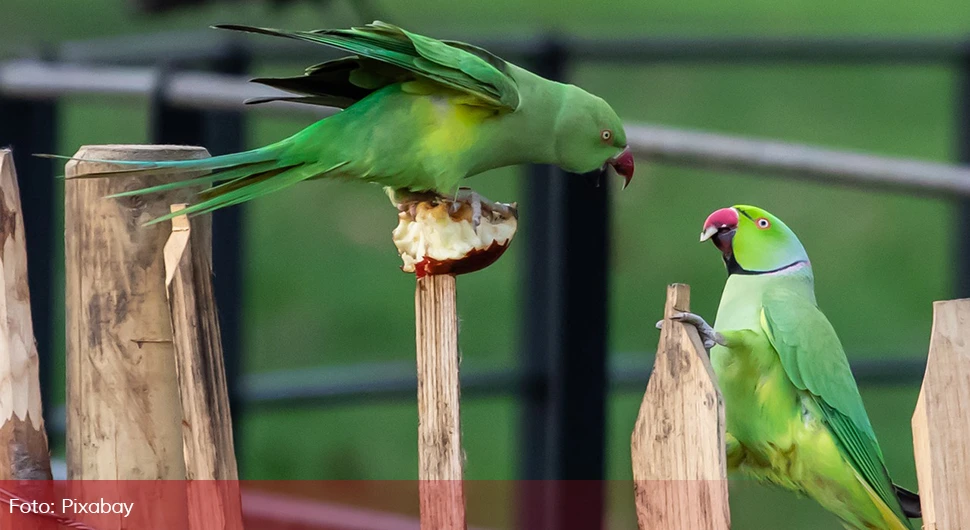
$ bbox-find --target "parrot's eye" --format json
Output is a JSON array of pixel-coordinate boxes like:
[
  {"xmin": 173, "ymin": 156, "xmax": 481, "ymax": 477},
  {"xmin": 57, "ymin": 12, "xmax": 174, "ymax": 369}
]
[
  {"xmin": 600, "ymin": 130, "xmax": 612, "ymax": 142},
  {"xmin": 756, "ymin": 218, "xmax": 770, "ymax": 229}
]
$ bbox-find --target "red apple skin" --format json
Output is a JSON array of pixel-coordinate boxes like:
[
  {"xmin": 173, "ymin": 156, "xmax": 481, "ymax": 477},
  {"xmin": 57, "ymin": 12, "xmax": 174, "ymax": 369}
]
[{"xmin": 410, "ymin": 240, "xmax": 512, "ymax": 278}]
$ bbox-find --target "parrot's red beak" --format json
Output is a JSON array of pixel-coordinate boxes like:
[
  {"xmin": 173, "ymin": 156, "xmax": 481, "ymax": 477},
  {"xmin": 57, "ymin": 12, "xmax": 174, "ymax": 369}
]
[
  {"xmin": 701, "ymin": 207, "xmax": 739, "ymax": 255},
  {"xmin": 607, "ymin": 147, "xmax": 634, "ymax": 189}
]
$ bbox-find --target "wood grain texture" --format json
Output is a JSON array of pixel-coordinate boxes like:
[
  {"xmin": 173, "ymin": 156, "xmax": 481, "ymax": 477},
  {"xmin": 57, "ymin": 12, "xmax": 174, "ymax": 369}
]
[
  {"xmin": 912, "ymin": 298, "xmax": 970, "ymax": 530},
  {"xmin": 0, "ymin": 150, "xmax": 51, "ymax": 481},
  {"xmin": 414, "ymin": 274, "xmax": 466, "ymax": 530},
  {"xmin": 65, "ymin": 144, "xmax": 208, "ymax": 482},
  {"xmin": 164, "ymin": 205, "xmax": 243, "ymax": 530},
  {"xmin": 631, "ymin": 284, "xmax": 730, "ymax": 530}
]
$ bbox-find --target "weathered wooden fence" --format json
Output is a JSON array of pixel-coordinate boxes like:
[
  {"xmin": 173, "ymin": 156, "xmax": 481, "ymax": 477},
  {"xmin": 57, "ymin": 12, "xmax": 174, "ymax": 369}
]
[
  {"xmin": 630, "ymin": 283, "xmax": 970, "ymax": 530},
  {"xmin": 0, "ymin": 141, "xmax": 967, "ymax": 529}
]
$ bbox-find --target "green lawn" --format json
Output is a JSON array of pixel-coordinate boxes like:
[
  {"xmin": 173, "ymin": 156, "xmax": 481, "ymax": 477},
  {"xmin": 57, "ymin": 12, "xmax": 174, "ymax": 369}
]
[{"xmin": 11, "ymin": 0, "xmax": 968, "ymax": 527}]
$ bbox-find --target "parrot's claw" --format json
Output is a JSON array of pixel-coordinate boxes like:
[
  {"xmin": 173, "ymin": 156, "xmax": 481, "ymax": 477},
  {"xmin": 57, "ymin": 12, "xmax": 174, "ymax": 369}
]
[
  {"xmin": 657, "ymin": 312, "xmax": 726, "ymax": 353},
  {"xmin": 454, "ymin": 187, "xmax": 503, "ymax": 233},
  {"xmin": 387, "ymin": 187, "xmax": 438, "ymax": 213}
]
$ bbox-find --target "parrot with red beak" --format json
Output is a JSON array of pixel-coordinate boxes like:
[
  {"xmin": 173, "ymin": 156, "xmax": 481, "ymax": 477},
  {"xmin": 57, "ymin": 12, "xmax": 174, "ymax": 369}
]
[
  {"xmin": 46, "ymin": 21, "xmax": 633, "ymax": 225},
  {"xmin": 660, "ymin": 205, "xmax": 920, "ymax": 529}
]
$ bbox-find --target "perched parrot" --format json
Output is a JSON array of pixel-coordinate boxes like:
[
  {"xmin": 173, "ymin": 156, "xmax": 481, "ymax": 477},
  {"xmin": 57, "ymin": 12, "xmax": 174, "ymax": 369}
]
[
  {"xmin": 48, "ymin": 22, "xmax": 634, "ymax": 225},
  {"xmin": 662, "ymin": 205, "xmax": 920, "ymax": 530}
]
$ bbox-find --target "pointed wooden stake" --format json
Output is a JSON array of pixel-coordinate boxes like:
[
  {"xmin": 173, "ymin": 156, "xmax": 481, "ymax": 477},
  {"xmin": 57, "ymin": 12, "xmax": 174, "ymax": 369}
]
[
  {"xmin": 631, "ymin": 284, "xmax": 730, "ymax": 530},
  {"xmin": 912, "ymin": 298, "xmax": 970, "ymax": 530},
  {"xmin": 0, "ymin": 150, "xmax": 51, "ymax": 482},
  {"xmin": 164, "ymin": 204, "xmax": 243, "ymax": 530}
]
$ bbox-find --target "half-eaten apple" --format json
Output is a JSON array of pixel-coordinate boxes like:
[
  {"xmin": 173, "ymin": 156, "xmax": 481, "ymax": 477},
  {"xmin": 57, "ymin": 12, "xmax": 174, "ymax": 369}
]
[{"xmin": 390, "ymin": 189, "xmax": 518, "ymax": 278}]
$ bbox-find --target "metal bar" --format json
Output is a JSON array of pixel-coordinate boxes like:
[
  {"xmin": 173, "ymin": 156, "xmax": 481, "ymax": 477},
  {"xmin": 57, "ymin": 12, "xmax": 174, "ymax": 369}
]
[
  {"xmin": 207, "ymin": 47, "xmax": 250, "ymax": 469},
  {"xmin": 0, "ymin": 60, "xmax": 157, "ymax": 98},
  {"xmin": 42, "ymin": 354, "xmax": 928, "ymax": 436},
  {"xmin": 543, "ymin": 166, "xmax": 609, "ymax": 528},
  {"xmin": 519, "ymin": 38, "xmax": 564, "ymax": 479},
  {"xmin": 236, "ymin": 355, "xmax": 931, "ymax": 407},
  {"xmin": 517, "ymin": 36, "xmax": 563, "ymax": 530},
  {"xmin": 148, "ymin": 50, "xmax": 250, "ymax": 463},
  {"xmin": 246, "ymin": 355, "xmax": 927, "ymax": 405},
  {"xmin": 610, "ymin": 353, "xmax": 928, "ymax": 391},
  {"xmin": 240, "ymin": 355, "xmax": 926, "ymax": 406},
  {"xmin": 0, "ymin": 94, "xmax": 58, "ymax": 448},
  {"xmin": 519, "ymin": 38, "xmax": 608, "ymax": 530},
  {"xmin": 956, "ymin": 54, "xmax": 970, "ymax": 298},
  {"xmin": 519, "ymin": 161, "xmax": 552, "ymax": 482},
  {"xmin": 244, "ymin": 362, "xmax": 522, "ymax": 409},
  {"xmin": 626, "ymin": 124, "xmax": 970, "ymax": 197},
  {"xmin": 53, "ymin": 30, "xmax": 970, "ymax": 65}
]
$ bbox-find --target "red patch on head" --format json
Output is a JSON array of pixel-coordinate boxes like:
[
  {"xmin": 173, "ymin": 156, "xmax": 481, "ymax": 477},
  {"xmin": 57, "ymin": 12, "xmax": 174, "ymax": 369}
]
[{"xmin": 703, "ymin": 207, "xmax": 740, "ymax": 232}]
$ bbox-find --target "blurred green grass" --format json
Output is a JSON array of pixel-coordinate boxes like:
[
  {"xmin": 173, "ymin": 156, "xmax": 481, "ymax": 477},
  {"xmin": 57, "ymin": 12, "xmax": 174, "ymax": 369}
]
[{"xmin": 13, "ymin": 0, "xmax": 965, "ymax": 528}]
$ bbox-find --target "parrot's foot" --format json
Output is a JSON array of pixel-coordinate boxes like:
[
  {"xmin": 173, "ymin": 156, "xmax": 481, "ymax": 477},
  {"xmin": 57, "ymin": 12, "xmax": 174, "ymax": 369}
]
[
  {"xmin": 387, "ymin": 186, "xmax": 515, "ymax": 233},
  {"xmin": 386, "ymin": 188, "xmax": 440, "ymax": 219},
  {"xmin": 453, "ymin": 187, "xmax": 514, "ymax": 232},
  {"xmin": 655, "ymin": 312, "xmax": 726, "ymax": 352}
]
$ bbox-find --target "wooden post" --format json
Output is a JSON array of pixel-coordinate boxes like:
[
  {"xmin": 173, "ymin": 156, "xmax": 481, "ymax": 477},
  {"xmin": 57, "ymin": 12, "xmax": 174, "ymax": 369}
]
[
  {"xmin": 415, "ymin": 274, "xmax": 465, "ymax": 530},
  {"xmin": 0, "ymin": 150, "xmax": 51, "ymax": 481},
  {"xmin": 631, "ymin": 284, "xmax": 730, "ymax": 530},
  {"xmin": 65, "ymin": 144, "xmax": 207, "ymax": 481},
  {"xmin": 0, "ymin": 150, "xmax": 54, "ymax": 530},
  {"xmin": 912, "ymin": 298, "xmax": 970, "ymax": 530},
  {"xmin": 65, "ymin": 145, "xmax": 207, "ymax": 528},
  {"xmin": 164, "ymin": 204, "xmax": 243, "ymax": 530}
]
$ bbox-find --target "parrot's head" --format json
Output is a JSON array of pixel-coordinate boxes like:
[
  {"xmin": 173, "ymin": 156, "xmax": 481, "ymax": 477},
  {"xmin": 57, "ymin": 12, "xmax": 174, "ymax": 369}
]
[
  {"xmin": 700, "ymin": 205, "xmax": 809, "ymax": 275},
  {"xmin": 553, "ymin": 87, "xmax": 633, "ymax": 188}
]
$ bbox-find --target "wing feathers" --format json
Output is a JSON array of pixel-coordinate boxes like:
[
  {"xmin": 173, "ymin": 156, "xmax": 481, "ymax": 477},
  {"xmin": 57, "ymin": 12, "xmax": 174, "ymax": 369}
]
[
  {"xmin": 215, "ymin": 22, "xmax": 519, "ymax": 110},
  {"xmin": 760, "ymin": 291, "xmax": 914, "ymax": 527}
]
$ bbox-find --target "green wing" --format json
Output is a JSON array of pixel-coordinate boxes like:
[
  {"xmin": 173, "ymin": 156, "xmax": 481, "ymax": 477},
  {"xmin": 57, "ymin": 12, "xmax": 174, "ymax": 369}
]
[
  {"xmin": 217, "ymin": 22, "xmax": 520, "ymax": 110},
  {"xmin": 759, "ymin": 289, "xmax": 910, "ymax": 524}
]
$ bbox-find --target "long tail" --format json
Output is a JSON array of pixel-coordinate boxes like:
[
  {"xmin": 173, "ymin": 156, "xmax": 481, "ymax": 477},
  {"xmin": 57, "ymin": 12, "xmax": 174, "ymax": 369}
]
[{"xmin": 38, "ymin": 140, "xmax": 343, "ymax": 225}]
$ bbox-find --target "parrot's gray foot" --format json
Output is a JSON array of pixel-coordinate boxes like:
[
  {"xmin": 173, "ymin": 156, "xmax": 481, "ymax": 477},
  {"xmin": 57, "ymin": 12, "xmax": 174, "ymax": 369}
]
[
  {"xmin": 387, "ymin": 187, "xmax": 440, "ymax": 218},
  {"xmin": 655, "ymin": 312, "xmax": 726, "ymax": 352},
  {"xmin": 453, "ymin": 188, "xmax": 481, "ymax": 229},
  {"xmin": 387, "ymin": 188, "xmax": 438, "ymax": 208},
  {"xmin": 454, "ymin": 187, "xmax": 514, "ymax": 232}
]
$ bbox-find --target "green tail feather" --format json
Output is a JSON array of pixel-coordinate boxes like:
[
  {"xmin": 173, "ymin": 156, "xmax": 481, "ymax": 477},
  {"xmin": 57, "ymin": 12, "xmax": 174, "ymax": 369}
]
[
  {"xmin": 105, "ymin": 160, "xmax": 281, "ymax": 198},
  {"xmin": 34, "ymin": 142, "xmax": 341, "ymax": 224},
  {"xmin": 35, "ymin": 145, "xmax": 283, "ymax": 180},
  {"xmin": 142, "ymin": 160, "xmax": 349, "ymax": 226}
]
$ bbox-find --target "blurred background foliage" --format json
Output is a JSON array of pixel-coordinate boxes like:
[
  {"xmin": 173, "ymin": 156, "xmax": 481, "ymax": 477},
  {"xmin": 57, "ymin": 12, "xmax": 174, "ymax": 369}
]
[{"xmin": 4, "ymin": 0, "xmax": 966, "ymax": 527}]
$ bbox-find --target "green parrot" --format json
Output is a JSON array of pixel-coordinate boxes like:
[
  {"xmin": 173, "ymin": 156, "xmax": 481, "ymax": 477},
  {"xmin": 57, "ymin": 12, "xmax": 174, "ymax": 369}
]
[
  {"xmin": 662, "ymin": 205, "xmax": 920, "ymax": 530},
  {"xmin": 50, "ymin": 22, "xmax": 633, "ymax": 225}
]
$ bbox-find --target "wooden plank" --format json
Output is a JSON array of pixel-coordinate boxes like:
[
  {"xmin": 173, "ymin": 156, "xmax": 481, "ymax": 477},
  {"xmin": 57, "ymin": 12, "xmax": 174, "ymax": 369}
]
[
  {"xmin": 912, "ymin": 298, "xmax": 970, "ymax": 530},
  {"xmin": 631, "ymin": 283, "xmax": 730, "ymax": 530},
  {"xmin": 163, "ymin": 204, "xmax": 243, "ymax": 530},
  {"xmin": 414, "ymin": 274, "xmax": 465, "ymax": 530},
  {"xmin": 0, "ymin": 149, "xmax": 51, "ymax": 482}
]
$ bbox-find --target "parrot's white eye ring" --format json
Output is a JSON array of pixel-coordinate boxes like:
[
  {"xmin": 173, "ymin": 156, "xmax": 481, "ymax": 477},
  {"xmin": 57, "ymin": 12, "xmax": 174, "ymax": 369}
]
[
  {"xmin": 601, "ymin": 130, "xmax": 612, "ymax": 142},
  {"xmin": 756, "ymin": 218, "xmax": 770, "ymax": 229}
]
